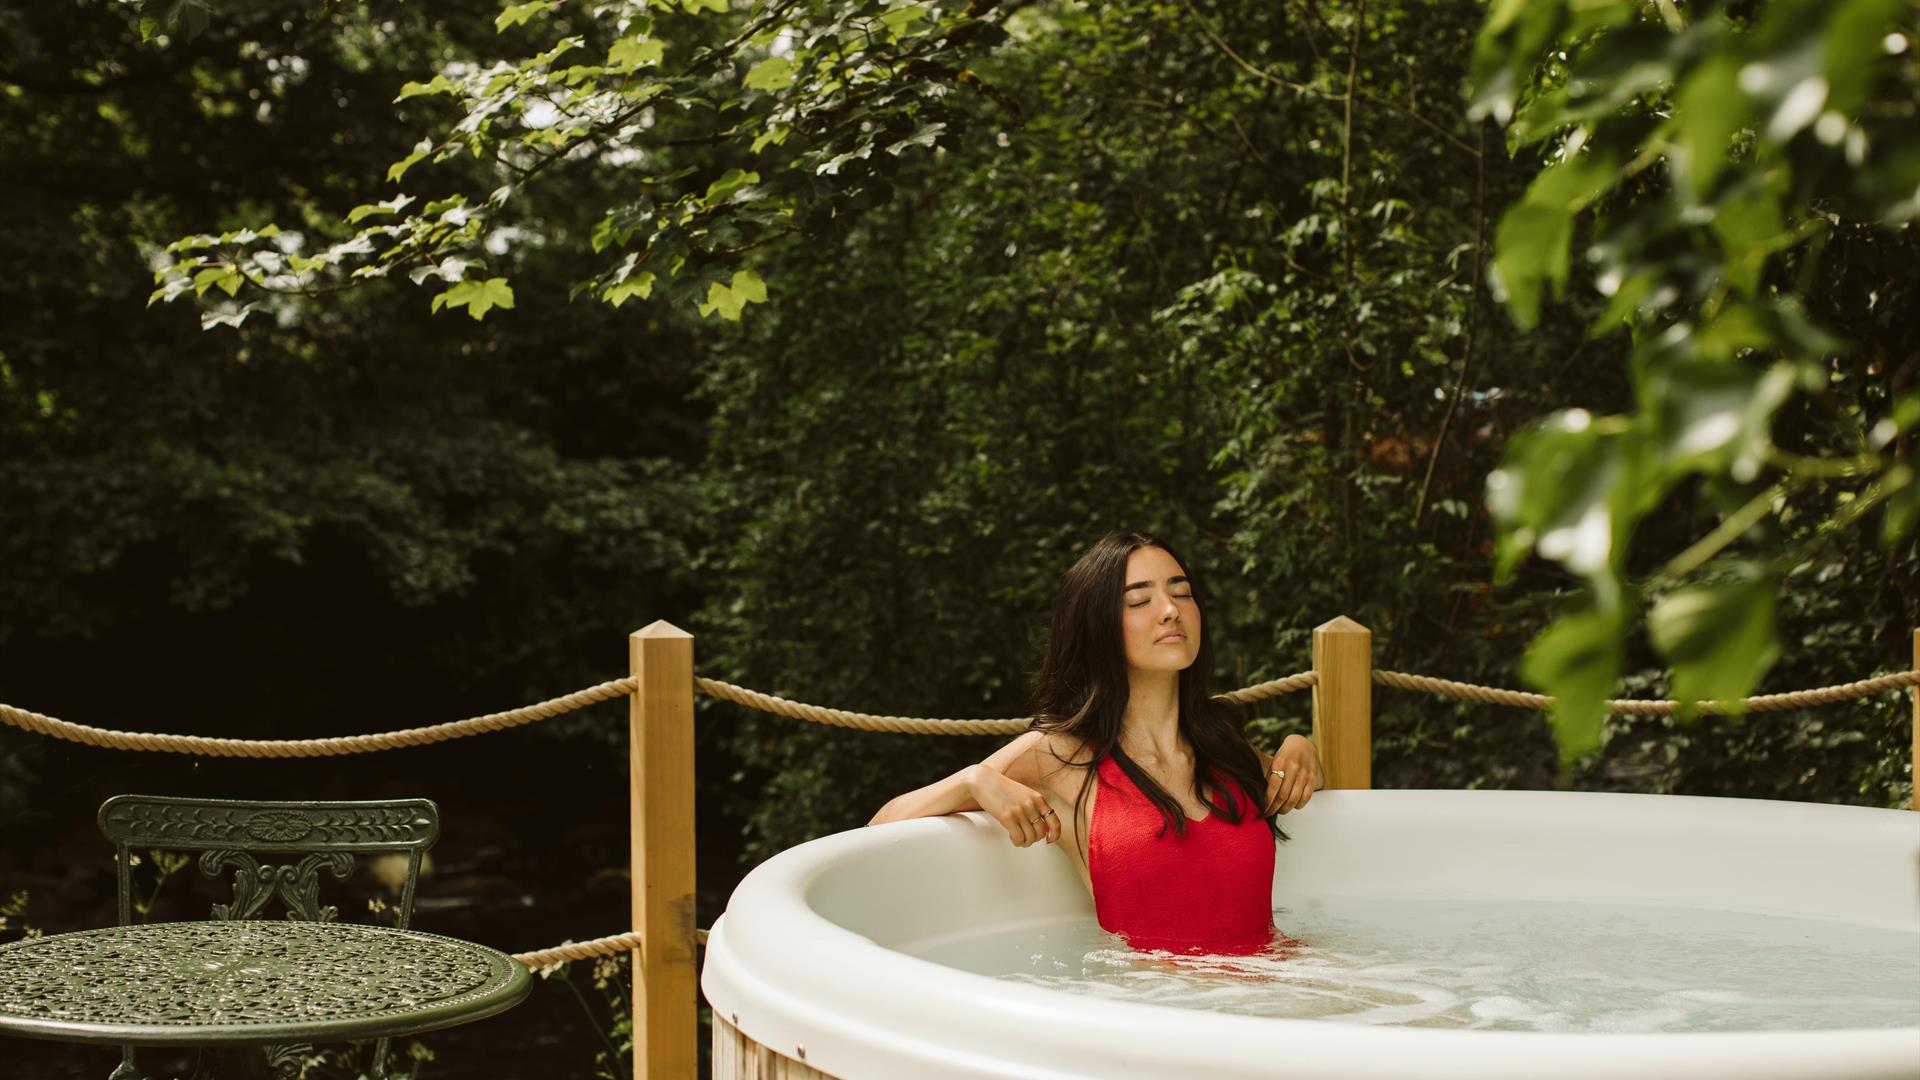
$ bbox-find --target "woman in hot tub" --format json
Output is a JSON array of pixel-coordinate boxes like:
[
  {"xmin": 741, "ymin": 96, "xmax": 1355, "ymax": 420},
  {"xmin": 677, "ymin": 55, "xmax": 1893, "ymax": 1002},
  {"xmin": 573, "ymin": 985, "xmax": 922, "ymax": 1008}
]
[{"xmin": 870, "ymin": 532, "xmax": 1323, "ymax": 954}]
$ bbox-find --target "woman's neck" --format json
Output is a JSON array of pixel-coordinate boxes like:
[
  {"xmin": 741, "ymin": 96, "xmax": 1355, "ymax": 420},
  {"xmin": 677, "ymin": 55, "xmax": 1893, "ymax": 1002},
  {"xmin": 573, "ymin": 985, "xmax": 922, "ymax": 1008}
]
[{"xmin": 1120, "ymin": 669, "xmax": 1183, "ymax": 761}]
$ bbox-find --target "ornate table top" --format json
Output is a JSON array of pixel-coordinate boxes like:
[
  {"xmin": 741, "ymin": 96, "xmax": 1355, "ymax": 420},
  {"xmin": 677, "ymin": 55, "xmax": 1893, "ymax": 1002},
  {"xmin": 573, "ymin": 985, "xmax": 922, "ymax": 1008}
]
[{"xmin": 0, "ymin": 920, "xmax": 532, "ymax": 1046}]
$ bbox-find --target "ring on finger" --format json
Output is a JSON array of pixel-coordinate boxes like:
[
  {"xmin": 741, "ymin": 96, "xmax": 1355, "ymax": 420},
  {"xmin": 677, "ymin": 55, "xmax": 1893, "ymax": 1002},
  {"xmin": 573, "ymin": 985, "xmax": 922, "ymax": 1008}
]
[{"xmin": 1270, "ymin": 768, "xmax": 1286, "ymax": 780}]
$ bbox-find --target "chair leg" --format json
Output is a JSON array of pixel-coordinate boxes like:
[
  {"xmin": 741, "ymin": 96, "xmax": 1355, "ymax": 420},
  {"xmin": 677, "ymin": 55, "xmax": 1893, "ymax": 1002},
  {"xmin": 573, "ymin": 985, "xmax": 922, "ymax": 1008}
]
[
  {"xmin": 108, "ymin": 1045, "xmax": 141, "ymax": 1080},
  {"xmin": 371, "ymin": 1035, "xmax": 392, "ymax": 1079}
]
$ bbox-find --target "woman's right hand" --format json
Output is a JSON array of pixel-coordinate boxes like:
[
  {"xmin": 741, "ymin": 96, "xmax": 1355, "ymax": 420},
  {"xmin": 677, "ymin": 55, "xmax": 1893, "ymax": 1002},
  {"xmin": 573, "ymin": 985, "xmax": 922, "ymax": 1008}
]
[{"xmin": 966, "ymin": 764, "xmax": 1060, "ymax": 847}]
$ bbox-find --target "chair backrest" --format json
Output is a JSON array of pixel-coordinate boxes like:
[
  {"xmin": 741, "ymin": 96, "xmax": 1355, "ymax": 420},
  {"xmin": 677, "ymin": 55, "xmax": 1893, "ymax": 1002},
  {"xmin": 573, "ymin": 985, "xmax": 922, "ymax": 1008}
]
[{"xmin": 98, "ymin": 795, "xmax": 439, "ymax": 929}]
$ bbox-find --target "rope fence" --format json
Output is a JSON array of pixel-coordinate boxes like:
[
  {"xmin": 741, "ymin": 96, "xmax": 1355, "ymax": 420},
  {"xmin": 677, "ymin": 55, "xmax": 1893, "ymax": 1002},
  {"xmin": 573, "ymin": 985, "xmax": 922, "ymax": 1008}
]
[
  {"xmin": 1370, "ymin": 668, "xmax": 1920, "ymax": 716},
  {"xmin": 0, "ymin": 679, "xmax": 638, "ymax": 757},
  {"xmin": 4, "ymin": 666, "xmax": 1917, "ymax": 753},
  {"xmin": 509, "ymin": 928, "xmax": 708, "ymax": 971},
  {"xmin": 5, "ymin": 654, "xmax": 1916, "ymax": 977}
]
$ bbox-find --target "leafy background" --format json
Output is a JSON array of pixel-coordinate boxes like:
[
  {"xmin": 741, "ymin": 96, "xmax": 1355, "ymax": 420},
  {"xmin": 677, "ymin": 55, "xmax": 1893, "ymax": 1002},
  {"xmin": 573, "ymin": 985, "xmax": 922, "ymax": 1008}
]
[{"xmin": 1, "ymin": 0, "xmax": 1914, "ymax": 1076}]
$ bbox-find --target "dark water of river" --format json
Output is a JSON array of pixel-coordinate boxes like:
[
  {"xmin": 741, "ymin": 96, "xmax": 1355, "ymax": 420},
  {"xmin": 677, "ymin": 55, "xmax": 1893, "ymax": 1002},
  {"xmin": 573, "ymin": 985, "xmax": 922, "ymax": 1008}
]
[{"xmin": 0, "ymin": 729, "xmax": 745, "ymax": 1079}]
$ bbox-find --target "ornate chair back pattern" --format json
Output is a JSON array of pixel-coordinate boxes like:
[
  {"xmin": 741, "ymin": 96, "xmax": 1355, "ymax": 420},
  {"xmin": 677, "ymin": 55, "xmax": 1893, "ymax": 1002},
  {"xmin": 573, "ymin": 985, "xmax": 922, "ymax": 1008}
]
[
  {"xmin": 99, "ymin": 795, "xmax": 438, "ymax": 927},
  {"xmin": 96, "ymin": 795, "xmax": 440, "ymax": 1080}
]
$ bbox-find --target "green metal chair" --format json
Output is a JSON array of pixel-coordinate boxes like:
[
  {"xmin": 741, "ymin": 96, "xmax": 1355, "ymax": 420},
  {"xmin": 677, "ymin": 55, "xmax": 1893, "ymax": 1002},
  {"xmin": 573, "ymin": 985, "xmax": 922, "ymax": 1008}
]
[{"xmin": 97, "ymin": 794, "xmax": 440, "ymax": 1080}]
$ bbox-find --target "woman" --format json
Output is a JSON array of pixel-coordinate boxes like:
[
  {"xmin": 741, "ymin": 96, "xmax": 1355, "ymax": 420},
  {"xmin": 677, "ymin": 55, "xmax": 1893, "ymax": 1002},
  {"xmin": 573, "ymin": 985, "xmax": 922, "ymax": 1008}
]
[{"xmin": 870, "ymin": 532, "xmax": 1323, "ymax": 954}]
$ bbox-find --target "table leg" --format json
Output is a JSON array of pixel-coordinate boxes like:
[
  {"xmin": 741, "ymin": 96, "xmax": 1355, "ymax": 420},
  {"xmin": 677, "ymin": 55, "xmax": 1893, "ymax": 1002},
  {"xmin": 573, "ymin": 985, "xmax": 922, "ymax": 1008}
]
[{"xmin": 108, "ymin": 1047, "xmax": 144, "ymax": 1080}]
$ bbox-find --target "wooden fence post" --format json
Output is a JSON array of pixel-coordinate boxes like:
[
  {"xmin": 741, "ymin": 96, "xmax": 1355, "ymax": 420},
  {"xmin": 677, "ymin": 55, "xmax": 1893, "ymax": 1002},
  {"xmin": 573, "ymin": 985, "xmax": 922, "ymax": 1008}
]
[
  {"xmin": 1312, "ymin": 616, "xmax": 1373, "ymax": 790},
  {"xmin": 632, "ymin": 621, "xmax": 697, "ymax": 1079}
]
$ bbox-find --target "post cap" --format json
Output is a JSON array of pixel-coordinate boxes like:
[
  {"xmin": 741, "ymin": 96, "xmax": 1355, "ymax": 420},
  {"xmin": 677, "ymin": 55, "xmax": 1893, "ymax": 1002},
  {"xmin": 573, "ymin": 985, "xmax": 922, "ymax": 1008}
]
[{"xmin": 1314, "ymin": 615, "xmax": 1370, "ymax": 635}]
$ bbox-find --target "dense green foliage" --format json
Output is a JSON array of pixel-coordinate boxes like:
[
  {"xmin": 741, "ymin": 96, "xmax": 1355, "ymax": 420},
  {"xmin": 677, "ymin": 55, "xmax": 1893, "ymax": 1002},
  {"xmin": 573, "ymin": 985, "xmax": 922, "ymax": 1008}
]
[
  {"xmin": 1469, "ymin": 0, "xmax": 1920, "ymax": 753},
  {"xmin": 2, "ymin": 0, "xmax": 1914, "ymax": 871},
  {"xmin": 0, "ymin": 0, "xmax": 703, "ymax": 696}
]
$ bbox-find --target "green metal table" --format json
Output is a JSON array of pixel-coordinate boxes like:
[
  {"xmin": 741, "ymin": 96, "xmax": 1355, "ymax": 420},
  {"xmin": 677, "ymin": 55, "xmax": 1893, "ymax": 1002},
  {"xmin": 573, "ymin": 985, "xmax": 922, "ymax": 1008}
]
[{"xmin": 0, "ymin": 919, "xmax": 532, "ymax": 1076}]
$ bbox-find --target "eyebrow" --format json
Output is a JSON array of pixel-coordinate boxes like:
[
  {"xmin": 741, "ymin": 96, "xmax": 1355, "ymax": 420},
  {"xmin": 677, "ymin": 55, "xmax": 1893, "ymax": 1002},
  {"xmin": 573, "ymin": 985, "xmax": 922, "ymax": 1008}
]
[{"xmin": 1123, "ymin": 575, "xmax": 1190, "ymax": 591}]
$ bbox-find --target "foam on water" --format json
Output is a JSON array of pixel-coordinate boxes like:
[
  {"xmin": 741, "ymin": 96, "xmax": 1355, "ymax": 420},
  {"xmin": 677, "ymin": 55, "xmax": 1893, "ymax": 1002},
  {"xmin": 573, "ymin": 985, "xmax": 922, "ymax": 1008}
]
[{"xmin": 906, "ymin": 897, "xmax": 1920, "ymax": 1032}]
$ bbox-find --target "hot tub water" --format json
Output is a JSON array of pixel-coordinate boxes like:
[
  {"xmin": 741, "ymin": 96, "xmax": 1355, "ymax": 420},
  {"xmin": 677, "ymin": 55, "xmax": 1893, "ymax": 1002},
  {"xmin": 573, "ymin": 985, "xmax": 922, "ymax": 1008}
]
[{"xmin": 909, "ymin": 896, "xmax": 1920, "ymax": 1033}]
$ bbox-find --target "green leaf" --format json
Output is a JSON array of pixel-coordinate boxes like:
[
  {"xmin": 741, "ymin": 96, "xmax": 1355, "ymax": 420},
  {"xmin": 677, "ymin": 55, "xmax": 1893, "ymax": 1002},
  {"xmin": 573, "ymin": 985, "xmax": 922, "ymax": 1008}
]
[
  {"xmin": 431, "ymin": 277, "xmax": 516, "ymax": 321},
  {"xmin": 880, "ymin": 4, "xmax": 928, "ymax": 37},
  {"xmin": 495, "ymin": 1, "xmax": 554, "ymax": 33},
  {"xmin": 201, "ymin": 303, "xmax": 259, "ymax": 331},
  {"xmin": 885, "ymin": 122, "xmax": 946, "ymax": 156},
  {"xmin": 1880, "ymin": 465, "xmax": 1918, "ymax": 545},
  {"xmin": 696, "ymin": 269, "xmax": 767, "ymax": 321},
  {"xmin": 1490, "ymin": 149, "xmax": 1618, "ymax": 328},
  {"xmin": 1642, "ymin": 357, "xmax": 1795, "ymax": 478},
  {"xmin": 1527, "ymin": 148, "xmax": 1619, "ymax": 211},
  {"xmin": 1821, "ymin": 0, "xmax": 1908, "ymax": 117},
  {"xmin": 192, "ymin": 266, "xmax": 240, "ymax": 297},
  {"xmin": 702, "ymin": 168, "xmax": 760, "ymax": 206},
  {"xmin": 398, "ymin": 75, "xmax": 460, "ymax": 101},
  {"xmin": 608, "ymin": 36, "xmax": 665, "ymax": 71},
  {"xmin": 1491, "ymin": 203, "xmax": 1571, "ymax": 331},
  {"xmin": 1486, "ymin": 412, "xmax": 1649, "ymax": 596},
  {"xmin": 1522, "ymin": 606, "xmax": 1627, "ymax": 764},
  {"xmin": 164, "ymin": 0, "xmax": 211, "ymax": 41},
  {"xmin": 1648, "ymin": 567, "xmax": 1780, "ymax": 716},
  {"xmin": 387, "ymin": 141, "xmax": 433, "ymax": 184},
  {"xmin": 346, "ymin": 195, "xmax": 415, "ymax": 224},
  {"xmin": 1671, "ymin": 56, "xmax": 1747, "ymax": 201},
  {"xmin": 743, "ymin": 57, "xmax": 795, "ymax": 92},
  {"xmin": 603, "ymin": 272, "xmax": 657, "ymax": 307},
  {"xmin": 1710, "ymin": 185, "xmax": 1786, "ymax": 295}
]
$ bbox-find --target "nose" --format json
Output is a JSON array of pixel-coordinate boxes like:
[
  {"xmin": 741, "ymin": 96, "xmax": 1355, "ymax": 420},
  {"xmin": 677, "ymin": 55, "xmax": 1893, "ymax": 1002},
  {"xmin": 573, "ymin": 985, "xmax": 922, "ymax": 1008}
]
[{"xmin": 1160, "ymin": 595, "xmax": 1181, "ymax": 621}]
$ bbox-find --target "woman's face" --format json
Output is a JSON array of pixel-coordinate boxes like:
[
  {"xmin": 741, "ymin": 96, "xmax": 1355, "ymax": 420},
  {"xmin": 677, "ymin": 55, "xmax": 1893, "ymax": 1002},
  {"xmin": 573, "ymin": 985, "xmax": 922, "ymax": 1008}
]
[{"xmin": 1119, "ymin": 546, "xmax": 1202, "ymax": 674}]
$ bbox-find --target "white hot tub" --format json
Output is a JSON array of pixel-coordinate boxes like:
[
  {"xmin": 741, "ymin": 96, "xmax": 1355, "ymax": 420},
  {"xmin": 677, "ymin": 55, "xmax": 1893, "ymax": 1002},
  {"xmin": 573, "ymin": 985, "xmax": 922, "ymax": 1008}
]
[{"xmin": 700, "ymin": 790, "xmax": 1920, "ymax": 1079}]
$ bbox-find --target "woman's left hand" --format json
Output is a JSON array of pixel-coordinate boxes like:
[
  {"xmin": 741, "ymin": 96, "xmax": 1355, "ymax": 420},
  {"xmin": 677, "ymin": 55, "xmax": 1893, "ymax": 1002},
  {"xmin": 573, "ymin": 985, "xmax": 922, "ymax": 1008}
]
[{"xmin": 1263, "ymin": 734, "xmax": 1322, "ymax": 815}]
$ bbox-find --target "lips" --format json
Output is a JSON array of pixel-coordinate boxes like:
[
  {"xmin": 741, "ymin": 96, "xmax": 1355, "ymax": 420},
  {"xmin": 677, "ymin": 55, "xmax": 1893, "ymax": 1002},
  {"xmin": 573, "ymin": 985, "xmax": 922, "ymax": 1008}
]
[{"xmin": 1155, "ymin": 632, "xmax": 1187, "ymax": 644}]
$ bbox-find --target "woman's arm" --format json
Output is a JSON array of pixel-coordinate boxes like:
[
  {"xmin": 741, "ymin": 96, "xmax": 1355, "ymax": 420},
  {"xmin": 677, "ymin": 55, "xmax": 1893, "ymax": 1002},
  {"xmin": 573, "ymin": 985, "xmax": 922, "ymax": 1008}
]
[
  {"xmin": 1258, "ymin": 732, "xmax": 1324, "ymax": 815},
  {"xmin": 867, "ymin": 764, "xmax": 987, "ymax": 825},
  {"xmin": 868, "ymin": 731, "xmax": 1063, "ymax": 847}
]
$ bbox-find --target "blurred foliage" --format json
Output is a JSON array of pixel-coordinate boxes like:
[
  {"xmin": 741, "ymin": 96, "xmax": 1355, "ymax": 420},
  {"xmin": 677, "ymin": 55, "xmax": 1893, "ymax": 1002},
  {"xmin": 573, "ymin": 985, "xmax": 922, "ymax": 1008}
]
[
  {"xmin": 0, "ymin": 0, "xmax": 1913, "ymax": 885},
  {"xmin": 0, "ymin": 0, "xmax": 706, "ymax": 739},
  {"xmin": 1469, "ymin": 0, "xmax": 1920, "ymax": 755},
  {"xmin": 0, "ymin": 890, "xmax": 35, "ymax": 944},
  {"xmin": 144, "ymin": 0, "xmax": 1024, "ymax": 327}
]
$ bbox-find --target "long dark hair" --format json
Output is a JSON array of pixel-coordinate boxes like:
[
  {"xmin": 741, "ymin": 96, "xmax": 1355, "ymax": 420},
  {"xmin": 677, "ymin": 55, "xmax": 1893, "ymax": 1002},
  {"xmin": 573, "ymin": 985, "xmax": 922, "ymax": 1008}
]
[{"xmin": 1029, "ymin": 532, "xmax": 1284, "ymax": 848}]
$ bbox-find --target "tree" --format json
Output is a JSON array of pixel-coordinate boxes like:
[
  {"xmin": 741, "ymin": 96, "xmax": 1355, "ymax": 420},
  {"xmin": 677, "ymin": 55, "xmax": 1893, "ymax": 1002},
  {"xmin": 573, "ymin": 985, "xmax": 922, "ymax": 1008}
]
[
  {"xmin": 143, "ymin": 0, "xmax": 1028, "ymax": 328},
  {"xmin": 1469, "ymin": 0, "xmax": 1920, "ymax": 756}
]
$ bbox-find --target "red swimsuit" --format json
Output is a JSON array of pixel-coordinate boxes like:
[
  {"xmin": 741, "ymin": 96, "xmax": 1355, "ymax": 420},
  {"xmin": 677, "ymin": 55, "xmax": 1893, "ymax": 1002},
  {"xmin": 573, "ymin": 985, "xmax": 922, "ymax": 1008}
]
[{"xmin": 1087, "ymin": 756, "xmax": 1277, "ymax": 954}]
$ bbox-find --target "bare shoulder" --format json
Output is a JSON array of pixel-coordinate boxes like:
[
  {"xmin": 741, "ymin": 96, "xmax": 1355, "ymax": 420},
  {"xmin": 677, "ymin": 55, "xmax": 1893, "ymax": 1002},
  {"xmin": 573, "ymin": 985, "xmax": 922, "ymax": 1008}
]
[{"xmin": 986, "ymin": 729, "xmax": 1091, "ymax": 790}]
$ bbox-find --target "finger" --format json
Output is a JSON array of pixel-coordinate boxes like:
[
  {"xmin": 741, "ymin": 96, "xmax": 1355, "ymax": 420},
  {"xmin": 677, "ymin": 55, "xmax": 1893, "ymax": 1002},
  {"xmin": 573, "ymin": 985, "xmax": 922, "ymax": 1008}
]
[
  {"xmin": 1024, "ymin": 809, "xmax": 1046, "ymax": 847},
  {"xmin": 1043, "ymin": 806, "xmax": 1061, "ymax": 844},
  {"xmin": 1263, "ymin": 774, "xmax": 1284, "ymax": 816},
  {"xmin": 1295, "ymin": 775, "xmax": 1315, "ymax": 809},
  {"xmin": 1282, "ymin": 772, "xmax": 1306, "ymax": 811},
  {"xmin": 1006, "ymin": 815, "xmax": 1032, "ymax": 847}
]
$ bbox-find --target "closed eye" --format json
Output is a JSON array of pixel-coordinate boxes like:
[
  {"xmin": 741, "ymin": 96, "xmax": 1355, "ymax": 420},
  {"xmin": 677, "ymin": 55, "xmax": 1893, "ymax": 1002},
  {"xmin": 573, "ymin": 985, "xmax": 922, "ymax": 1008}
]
[{"xmin": 1129, "ymin": 593, "xmax": 1194, "ymax": 608}]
